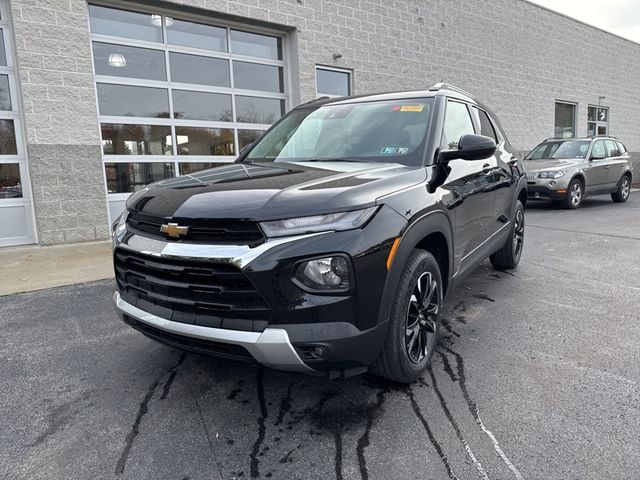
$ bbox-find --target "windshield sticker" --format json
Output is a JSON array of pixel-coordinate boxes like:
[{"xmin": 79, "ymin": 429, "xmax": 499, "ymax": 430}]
[
  {"xmin": 391, "ymin": 104, "xmax": 424, "ymax": 112},
  {"xmin": 381, "ymin": 146, "xmax": 410, "ymax": 155}
]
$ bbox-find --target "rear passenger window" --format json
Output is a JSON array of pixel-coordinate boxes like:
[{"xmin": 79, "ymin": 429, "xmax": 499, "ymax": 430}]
[
  {"xmin": 471, "ymin": 107, "xmax": 497, "ymax": 141},
  {"xmin": 617, "ymin": 141, "xmax": 627, "ymax": 154},
  {"xmin": 604, "ymin": 140, "xmax": 619, "ymax": 157},
  {"xmin": 442, "ymin": 101, "xmax": 474, "ymax": 150}
]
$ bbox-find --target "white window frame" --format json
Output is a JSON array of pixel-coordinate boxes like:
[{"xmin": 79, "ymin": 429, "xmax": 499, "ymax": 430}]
[
  {"xmin": 315, "ymin": 65, "xmax": 353, "ymax": 98},
  {"xmin": 88, "ymin": 2, "xmax": 292, "ymax": 224},
  {"xmin": 587, "ymin": 105, "xmax": 609, "ymax": 137},
  {"xmin": 553, "ymin": 100, "xmax": 577, "ymax": 139}
]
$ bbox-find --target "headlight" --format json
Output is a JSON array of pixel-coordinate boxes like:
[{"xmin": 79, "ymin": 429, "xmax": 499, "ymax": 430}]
[
  {"xmin": 294, "ymin": 255, "xmax": 351, "ymax": 292},
  {"xmin": 111, "ymin": 210, "xmax": 128, "ymax": 236},
  {"xmin": 260, "ymin": 207, "xmax": 378, "ymax": 238},
  {"xmin": 538, "ymin": 170, "xmax": 565, "ymax": 179}
]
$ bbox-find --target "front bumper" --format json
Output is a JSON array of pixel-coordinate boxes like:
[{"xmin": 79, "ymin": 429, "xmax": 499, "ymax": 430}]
[
  {"xmin": 114, "ymin": 291, "xmax": 315, "ymax": 373},
  {"xmin": 527, "ymin": 182, "xmax": 568, "ymax": 201}
]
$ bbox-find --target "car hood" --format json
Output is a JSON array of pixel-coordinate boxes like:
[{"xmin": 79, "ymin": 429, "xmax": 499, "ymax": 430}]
[
  {"xmin": 126, "ymin": 161, "xmax": 425, "ymax": 220},
  {"xmin": 524, "ymin": 158, "xmax": 581, "ymax": 171}
]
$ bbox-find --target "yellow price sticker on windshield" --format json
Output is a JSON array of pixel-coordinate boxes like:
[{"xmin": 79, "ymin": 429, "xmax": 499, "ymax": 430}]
[{"xmin": 399, "ymin": 105, "xmax": 424, "ymax": 112}]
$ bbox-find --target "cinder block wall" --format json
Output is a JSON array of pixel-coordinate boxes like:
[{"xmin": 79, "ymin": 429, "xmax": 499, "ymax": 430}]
[{"xmin": 10, "ymin": 0, "xmax": 640, "ymax": 244}]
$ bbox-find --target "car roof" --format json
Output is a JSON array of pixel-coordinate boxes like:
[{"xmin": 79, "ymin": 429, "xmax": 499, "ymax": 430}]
[
  {"xmin": 540, "ymin": 137, "xmax": 620, "ymax": 143},
  {"xmin": 296, "ymin": 83, "xmax": 485, "ymax": 110}
]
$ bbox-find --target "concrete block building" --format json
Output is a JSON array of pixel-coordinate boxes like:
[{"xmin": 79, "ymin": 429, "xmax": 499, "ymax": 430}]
[{"xmin": 1, "ymin": 0, "xmax": 639, "ymax": 246}]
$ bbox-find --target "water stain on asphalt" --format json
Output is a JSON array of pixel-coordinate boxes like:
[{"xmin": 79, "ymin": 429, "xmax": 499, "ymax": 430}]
[
  {"xmin": 250, "ymin": 368, "xmax": 268, "ymax": 478},
  {"xmin": 30, "ymin": 391, "xmax": 92, "ymax": 447},
  {"xmin": 472, "ymin": 294, "xmax": 496, "ymax": 303},
  {"xmin": 274, "ymin": 382, "xmax": 294, "ymax": 426},
  {"xmin": 160, "ymin": 352, "xmax": 187, "ymax": 400}
]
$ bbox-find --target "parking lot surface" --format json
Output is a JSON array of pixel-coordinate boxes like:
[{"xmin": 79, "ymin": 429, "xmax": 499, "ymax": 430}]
[{"xmin": 2, "ymin": 194, "xmax": 639, "ymax": 480}]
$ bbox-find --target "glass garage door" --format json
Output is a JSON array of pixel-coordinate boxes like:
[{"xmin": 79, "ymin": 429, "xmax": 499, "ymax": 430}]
[
  {"xmin": 88, "ymin": 4, "xmax": 289, "ymax": 223},
  {"xmin": 0, "ymin": 2, "xmax": 35, "ymax": 247}
]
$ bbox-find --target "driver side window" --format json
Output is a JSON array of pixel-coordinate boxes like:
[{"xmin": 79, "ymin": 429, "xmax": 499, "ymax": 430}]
[{"xmin": 441, "ymin": 100, "xmax": 474, "ymax": 150}]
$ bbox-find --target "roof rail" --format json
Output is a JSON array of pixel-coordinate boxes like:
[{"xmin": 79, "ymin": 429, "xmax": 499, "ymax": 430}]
[{"xmin": 428, "ymin": 83, "xmax": 476, "ymax": 99}]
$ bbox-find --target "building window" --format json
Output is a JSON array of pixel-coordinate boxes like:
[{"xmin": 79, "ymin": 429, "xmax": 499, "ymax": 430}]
[
  {"xmin": 588, "ymin": 106, "xmax": 609, "ymax": 137},
  {"xmin": 88, "ymin": 4, "xmax": 289, "ymax": 221},
  {"xmin": 554, "ymin": 101, "xmax": 576, "ymax": 139},
  {"xmin": 316, "ymin": 66, "xmax": 351, "ymax": 97}
]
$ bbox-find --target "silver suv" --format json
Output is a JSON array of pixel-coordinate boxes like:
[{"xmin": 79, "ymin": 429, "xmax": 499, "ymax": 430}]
[{"xmin": 524, "ymin": 137, "xmax": 633, "ymax": 208}]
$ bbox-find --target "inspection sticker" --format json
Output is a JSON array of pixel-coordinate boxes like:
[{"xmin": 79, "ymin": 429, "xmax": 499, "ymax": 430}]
[{"xmin": 399, "ymin": 104, "xmax": 424, "ymax": 112}]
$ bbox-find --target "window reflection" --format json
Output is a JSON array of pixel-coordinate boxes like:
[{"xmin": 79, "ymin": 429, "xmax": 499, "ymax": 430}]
[
  {"xmin": 89, "ymin": 5, "xmax": 163, "ymax": 43},
  {"xmin": 167, "ymin": 19, "xmax": 227, "ymax": 51},
  {"xmin": 172, "ymin": 90, "xmax": 232, "ymax": 121},
  {"xmin": 101, "ymin": 124, "xmax": 172, "ymax": 155},
  {"xmin": 0, "ymin": 30, "xmax": 6, "ymax": 66},
  {"xmin": 0, "ymin": 75, "xmax": 11, "ymax": 111},
  {"xmin": 97, "ymin": 84, "xmax": 170, "ymax": 118},
  {"xmin": 235, "ymin": 96, "xmax": 283, "ymax": 124},
  {"xmin": 175, "ymin": 127, "xmax": 234, "ymax": 155},
  {"xmin": 0, "ymin": 119, "xmax": 17, "ymax": 154},
  {"xmin": 93, "ymin": 42, "xmax": 166, "ymax": 81},
  {"xmin": 169, "ymin": 53, "xmax": 230, "ymax": 87},
  {"xmin": 0, "ymin": 163, "xmax": 21, "ymax": 198},
  {"xmin": 233, "ymin": 62, "xmax": 283, "ymax": 93},
  {"xmin": 179, "ymin": 162, "xmax": 227, "ymax": 175},
  {"xmin": 230, "ymin": 30, "xmax": 281, "ymax": 60},
  {"xmin": 105, "ymin": 162, "xmax": 174, "ymax": 193},
  {"xmin": 316, "ymin": 68, "xmax": 351, "ymax": 96}
]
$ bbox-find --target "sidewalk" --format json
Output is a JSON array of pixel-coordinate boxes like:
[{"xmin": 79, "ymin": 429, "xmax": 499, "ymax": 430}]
[{"xmin": 0, "ymin": 241, "xmax": 114, "ymax": 296}]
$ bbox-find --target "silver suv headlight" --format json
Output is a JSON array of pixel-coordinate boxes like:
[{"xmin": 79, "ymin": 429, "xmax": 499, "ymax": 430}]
[
  {"xmin": 538, "ymin": 170, "xmax": 565, "ymax": 179},
  {"xmin": 111, "ymin": 210, "xmax": 128, "ymax": 236},
  {"xmin": 260, "ymin": 207, "xmax": 378, "ymax": 238}
]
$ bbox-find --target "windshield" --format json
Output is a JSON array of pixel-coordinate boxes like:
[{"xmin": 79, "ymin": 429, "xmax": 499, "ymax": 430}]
[
  {"xmin": 244, "ymin": 98, "xmax": 434, "ymax": 166},
  {"xmin": 526, "ymin": 140, "xmax": 590, "ymax": 160}
]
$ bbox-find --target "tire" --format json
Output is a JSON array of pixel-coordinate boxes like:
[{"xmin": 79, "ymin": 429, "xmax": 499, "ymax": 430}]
[
  {"xmin": 371, "ymin": 249, "xmax": 442, "ymax": 384},
  {"xmin": 490, "ymin": 200, "xmax": 524, "ymax": 269},
  {"xmin": 563, "ymin": 178, "xmax": 584, "ymax": 209},
  {"xmin": 611, "ymin": 175, "xmax": 631, "ymax": 203}
]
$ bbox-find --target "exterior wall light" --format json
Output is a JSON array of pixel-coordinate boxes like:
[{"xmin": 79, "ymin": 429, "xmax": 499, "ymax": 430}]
[{"xmin": 108, "ymin": 53, "xmax": 127, "ymax": 68}]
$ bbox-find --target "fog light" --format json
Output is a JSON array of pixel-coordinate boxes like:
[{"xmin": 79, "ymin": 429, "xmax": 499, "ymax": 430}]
[
  {"xmin": 297, "ymin": 345, "xmax": 329, "ymax": 360},
  {"xmin": 294, "ymin": 256, "xmax": 351, "ymax": 292},
  {"xmin": 549, "ymin": 181, "xmax": 556, "ymax": 187}
]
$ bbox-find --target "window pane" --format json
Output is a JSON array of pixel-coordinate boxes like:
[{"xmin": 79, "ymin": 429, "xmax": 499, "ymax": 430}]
[
  {"xmin": 233, "ymin": 62, "xmax": 283, "ymax": 93},
  {"xmin": 316, "ymin": 68, "xmax": 350, "ymax": 96},
  {"xmin": 92, "ymin": 42, "xmax": 166, "ymax": 81},
  {"xmin": 0, "ymin": 163, "xmax": 21, "ymax": 198},
  {"xmin": 169, "ymin": 52, "xmax": 230, "ymax": 87},
  {"xmin": 101, "ymin": 124, "xmax": 172, "ymax": 155},
  {"xmin": 0, "ymin": 31, "xmax": 6, "ymax": 66},
  {"xmin": 105, "ymin": 162, "xmax": 174, "ymax": 193},
  {"xmin": 175, "ymin": 127, "xmax": 235, "ymax": 155},
  {"xmin": 0, "ymin": 119, "xmax": 17, "ymax": 154},
  {"xmin": 167, "ymin": 19, "xmax": 227, "ymax": 51},
  {"xmin": 587, "ymin": 107, "xmax": 597, "ymax": 122},
  {"xmin": 471, "ymin": 107, "xmax": 497, "ymax": 141},
  {"xmin": 0, "ymin": 75, "xmax": 11, "ymax": 111},
  {"xmin": 604, "ymin": 140, "xmax": 619, "ymax": 157},
  {"xmin": 238, "ymin": 129, "xmax": 265, "ymax": 151},
  {"xmin": 597, "ymin": 125, "xmax": 607, "ymax": 136},
  {"xmin": 97, "ymin": 84, "xmax": 169, "ymax": 118},
  {"xmin": 230, "ymin": 30, "xmax": 281, "ymax": 60},
  {"xmin": 442, "ymin": 101, "xmax": 474, "ymax": 149},
  {"xmin": 554, "ymin": 102, "xmax": 575, "ymax": 139},
  {"xmin": 179, "ymin": 162, "xmax": 227, "ymax": 175},
  {"xmin": 617, "ymin": 141, "xmax": 627, "ymax": 154},
  {"xmin": 172, "ymin": 90, "xmax": 232, "ymax": 121},
  {"xmin": 587, "ymin": 122, "xmax": 596, "ymax": 137},
  {"xmin": 89, "ymin": 5, "xmax": 163, "ymax": 43},
  {"xmin": 235, "ymin": 96, "xmax": 283, "ymax": 124},
  {"xmin": 597, "ymin": 108, "xmax": 609, "ymax": 123}
]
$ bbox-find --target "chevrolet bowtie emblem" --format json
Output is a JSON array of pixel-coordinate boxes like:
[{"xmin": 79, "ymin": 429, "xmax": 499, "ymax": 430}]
[{"xmin": 160, "ymin": 222, "xmax": 189, "ymax": 238}]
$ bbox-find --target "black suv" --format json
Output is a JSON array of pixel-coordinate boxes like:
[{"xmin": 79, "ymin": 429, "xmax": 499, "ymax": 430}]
[{"xmin": 112, "ymin": 84, "xmax": 527, "ymax": 383}]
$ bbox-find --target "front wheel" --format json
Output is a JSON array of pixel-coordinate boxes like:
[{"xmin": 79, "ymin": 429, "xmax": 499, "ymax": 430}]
[
  {"xmin": 563, "ymin": 178, "xmax": 584, "ymax": 209},
  {"xmin": 372, "ymin": 250, "xmax": 442, "ymax": 384},
  {"xmin": 611, "ymin": 175, "xmax": 631, "ymax": 203},
  {"xmin": 490, "ymin": 200, "xmax": 524, "ymax": 269}
]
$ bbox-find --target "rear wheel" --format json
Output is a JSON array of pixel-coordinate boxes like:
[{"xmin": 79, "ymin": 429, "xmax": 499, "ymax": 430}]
[
  {"xmin": 611, "ymin": 175, "xmax": 631, "ymax": 203},
  {"xmin": 372, "ymin": 250, "xmax": 442, "ymax": 384},
  {"xmin": 563, "ymin": 178, "xmax": 584, "ymax": 209},
  {"xmin": 490, "ymin": 200, "xmax": 524, "ymax": 269}
]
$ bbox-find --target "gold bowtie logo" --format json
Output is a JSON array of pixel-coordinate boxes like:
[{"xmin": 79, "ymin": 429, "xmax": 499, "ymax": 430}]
[{"xmin": 160, "ymin": 222, "xmax": 189, "ymax": 238}]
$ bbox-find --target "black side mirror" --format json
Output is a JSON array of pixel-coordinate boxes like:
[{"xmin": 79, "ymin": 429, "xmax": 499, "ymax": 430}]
[{"xmin": 440, "ymin": 134, "xmax": 497, "ymax": 162}]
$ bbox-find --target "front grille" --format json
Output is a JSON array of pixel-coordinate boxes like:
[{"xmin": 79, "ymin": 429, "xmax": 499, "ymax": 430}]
[
  {"xmin": 526, "ymin": 171, "xmax": 537, "ymax": 182},
  {"xmin": 126, "ymin": 211, "xmax": 265, "ymax": 246},
  {"xmin": 115, "ymin": 248, "xmax": 271, "ymax": 332}
]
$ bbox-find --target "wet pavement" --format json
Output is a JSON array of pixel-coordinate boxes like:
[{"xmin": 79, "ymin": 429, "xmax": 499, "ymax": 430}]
[{"xmin": 2, "ymin": 194, "xmax": 639, "ymax": 480}]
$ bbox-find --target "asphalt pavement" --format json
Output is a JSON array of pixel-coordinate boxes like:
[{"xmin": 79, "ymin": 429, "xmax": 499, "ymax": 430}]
[{"xmin": 2, "ymin": 193, "xmax": 639, "ymax": 480}]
